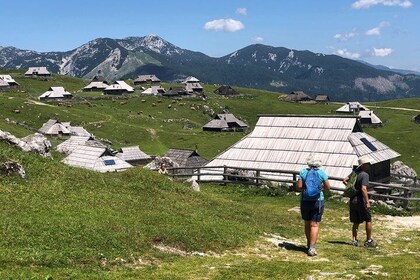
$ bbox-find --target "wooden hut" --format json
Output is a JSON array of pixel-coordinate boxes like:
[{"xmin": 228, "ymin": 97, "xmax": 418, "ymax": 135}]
[
  {"xmin": 38, "ymin": 87, "xmax": 73, "ymax": 101},
  {"xmin": 162, "ymin": 87, "xmax": 188, "ymax": 97},
  {"xmin": 200, "ymin": 115, "xmax": 400, "ymax": 189},
  {"xmin": 0, "ymin": 75, "xmax": 20, "ymax": 86},
  {"xmin": 183, "ymin": 76, "xmax": 203, "ymax": 93},
  {"xmin": 214, "ymin": 85, "xmax": 240, "ymax": 96},
  {"xmin": 62, "ymin": 146, "xmax": 132, "ymax": 173},
  {"xmin": 103, "ymin": 81, "xmax": 134, "ymax": 94},
  {"xmin": 164, "ymin": 148, "xmax": 208, "ymax": 168},
  {"xmin": 134, "ymin": 75, "xmax": 161, "ymax": 85},
  {"xmin": 203, "ymin": 114, "xmax": 248, "ymax": 132},
  {"xmin": 25, "ymin": 67, "xmax": 51, "ymax": 77},
  {"xmin": 285, "ymin": 91, "xmax": 312, "ymax": 102},
  {"xmin": 315, "ymin": 95, "xmax": 330, "ymax": 104},
  {"xmin": 38, "ymin": 119, "xmax": 71, "ymax": 136}
]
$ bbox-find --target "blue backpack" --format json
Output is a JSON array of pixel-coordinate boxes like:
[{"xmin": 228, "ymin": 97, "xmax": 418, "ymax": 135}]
[{"xmin": 303, "ymin": 168, "xmax": 322, "ymax": 200}]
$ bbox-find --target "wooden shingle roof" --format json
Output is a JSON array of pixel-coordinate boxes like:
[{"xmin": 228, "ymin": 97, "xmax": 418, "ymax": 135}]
[
  {"xmin": 116, "ymin": 146, "xmax": 151, "ymax": 162},
  {"xmin": 164, "ymin": 148, "xmax": 208, "ymax": 168},
  {"xmin": 62, "ymin": 146, "xmax": 132, "ymax": 173}
]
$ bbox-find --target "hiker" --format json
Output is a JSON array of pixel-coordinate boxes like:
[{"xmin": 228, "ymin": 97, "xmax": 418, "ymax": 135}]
[
  {"xmin": 158, "ymin": 163, "xmax": 169, "ymax": 175},
  {"xmin": 296, "ymin": 154, "xmax": 331, "ymax": 256},
  {"xmin": 343, "ymin": 155, "xmax": 377, "ymax": 248}
]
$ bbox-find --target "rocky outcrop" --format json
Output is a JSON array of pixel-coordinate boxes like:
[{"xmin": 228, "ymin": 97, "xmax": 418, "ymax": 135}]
[
  {"xmin": 391, "ymin": 161, "xmax": 417, "ymax": 184},
  {"xmin": 0, "ymin": 130, "xmax": 52, "ymax": 157}
]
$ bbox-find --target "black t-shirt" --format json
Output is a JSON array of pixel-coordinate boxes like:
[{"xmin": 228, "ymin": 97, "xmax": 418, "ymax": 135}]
[{"xmin": 351, "ymin": 170, "xmax": 369, "ymax": 203}]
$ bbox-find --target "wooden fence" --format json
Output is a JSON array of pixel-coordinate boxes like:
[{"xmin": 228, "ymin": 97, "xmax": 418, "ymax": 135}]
[{"xmin": 167, "ymin": 165, "xmax": 420, "ymax": 208}]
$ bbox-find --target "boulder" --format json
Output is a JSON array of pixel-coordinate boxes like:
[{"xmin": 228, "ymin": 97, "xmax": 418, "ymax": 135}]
[
  {"xmin": 391, "ymin": 161, "xmax": 417, "ymax": 184},
  {"xmin": 0, "ymin": 130, "xmax": 51, "ymax": 157}
]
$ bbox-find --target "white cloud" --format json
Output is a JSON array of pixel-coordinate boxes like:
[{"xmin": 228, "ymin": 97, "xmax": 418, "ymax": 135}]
[
  {"xmin": 334, "ymin": 48, "xmax": 361, "ymax": 59},
  {"xmin": 236, "ymin": 7, "xmax": 247, "ymax": 16},
  {"xmin": 203, "ymin": 19, "xmax": 245, "ymax": 32},
  {"xmin": 352, "ymin": 0, "xmax": 413, "ymax": 9},
  {"xmin": 366, "ymin": 27, "xmax": 381, "ymax": 35},
  {"xmin": 365, "ymin": 21, "xmax": 389, "ymax": 36},
  {"xmin": 252, "ymin": 36, "xmax": 264, "ymax": 42},
  {"xmin": 372, "ymin": 47, "xmax": 394, "ymax": 56},
  {"xmin": 333, "ymin": 30, "xmax": 358, "ymax": 41}
]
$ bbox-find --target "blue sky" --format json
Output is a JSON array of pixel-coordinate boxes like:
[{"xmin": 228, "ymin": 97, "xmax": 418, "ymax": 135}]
[{"xmin": 1, "ymin": 0, "xmax": 419, "ymax": 71}]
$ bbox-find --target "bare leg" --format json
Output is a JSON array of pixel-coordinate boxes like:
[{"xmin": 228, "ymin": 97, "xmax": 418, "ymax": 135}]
[
  {"xmin": 310, "ymin": 221, "xmax": 320, "ymax": 246},
  {"xmin": 366, "ymin": 221, "xmax": 372, "ymax": 241},
  {"xmin": 305, "ymin": 220, "xmax": 311, "ymax": 248},
  {"xmin": 352, "ymin": 223, "xmax": 359, "ymax": 241}
]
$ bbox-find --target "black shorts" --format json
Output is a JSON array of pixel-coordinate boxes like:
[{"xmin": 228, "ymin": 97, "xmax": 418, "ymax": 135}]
[
  {"xmin": 349, "ymin": 199, "xmax": 372, "ymax": 224},
  {"xmin": 301, "ymin": 200, "xmax": 324, "ymax": 222}
]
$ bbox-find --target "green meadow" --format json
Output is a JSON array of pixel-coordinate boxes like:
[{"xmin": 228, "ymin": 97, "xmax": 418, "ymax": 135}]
[{"xmin": 0, "ymin": 71, "xmax": 419, "ymax": 279}]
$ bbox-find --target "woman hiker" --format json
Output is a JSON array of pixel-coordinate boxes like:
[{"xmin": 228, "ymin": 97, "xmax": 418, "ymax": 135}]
[{"xmin": 297, "ymin": 154, "xmax": 331, "ymax": 257}]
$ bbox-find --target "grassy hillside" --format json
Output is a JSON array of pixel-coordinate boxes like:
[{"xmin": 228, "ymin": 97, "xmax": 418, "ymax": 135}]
[
  {"xmin": 1, "ymin": 143, "xmax": 419, "ymax": 279},
  {"xmin": 0, "ymin": 73, "xmax": 419, "ymax": 278}
]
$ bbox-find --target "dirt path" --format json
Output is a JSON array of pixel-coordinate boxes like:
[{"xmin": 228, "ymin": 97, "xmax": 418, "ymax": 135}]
[{"xmin": 372, "ymin": 106, "xmax": 420, "ymax": 113}]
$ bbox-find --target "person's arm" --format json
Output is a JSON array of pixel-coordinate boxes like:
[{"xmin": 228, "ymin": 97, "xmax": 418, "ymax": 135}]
[
  {"xmin": 342, "ymin": 176, "xmax": 349, "ymax": 185},
  {"xmin": 361, "ymin": 185, "xmax": 370, "ymax": 209},
  {"xmin": 296, "ymin": 178, "xmax": 303, "ymax": 191},
  {"xmin": 323, "ymin": 179, "xmax": 331, "ymax": 192}
]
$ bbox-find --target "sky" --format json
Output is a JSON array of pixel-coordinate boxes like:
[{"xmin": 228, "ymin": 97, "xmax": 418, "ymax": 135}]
[{"xmin": 1, "ymin": 0, "xmax": 419, "ymax": 71}]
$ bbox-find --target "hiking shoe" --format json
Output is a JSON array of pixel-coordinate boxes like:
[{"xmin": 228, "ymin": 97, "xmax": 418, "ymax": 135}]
[
  {"xmin": 351, "ymin": 239, "xmax": 359, "ymax": 247},
  {"xmin": 307, "ymin": 247, "xmax": 318, "ymax": 257},
  {"xmin": 364, "ymin": 239, "xmax": 378, "ymax": 248}
]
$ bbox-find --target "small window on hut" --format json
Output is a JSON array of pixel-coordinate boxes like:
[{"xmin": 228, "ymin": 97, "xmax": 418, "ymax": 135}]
[
  {"xmin": 104, "ymin": 159, "xmax": 116, "ymax": 166},
  {"xmin": 360, "ymin": 138, "xmax": 377, "ymax": 151}
]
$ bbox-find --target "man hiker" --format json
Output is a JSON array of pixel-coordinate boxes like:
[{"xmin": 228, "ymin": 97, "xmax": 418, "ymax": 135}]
[
  {"xmin": 343, "ymin": 155, "xmax": 377, "ymax": 248},
  {"xmin": 297, "ymin": 154, "xmax": 331, "ymax": 256}
]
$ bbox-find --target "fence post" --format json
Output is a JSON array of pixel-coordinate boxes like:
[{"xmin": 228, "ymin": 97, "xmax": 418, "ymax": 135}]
[
  {"xmin": 197, "ymin": 167, "xmax": 201, "ymax": 182},
  {"xmin": 223, "ymin": 165, "xmax": 227, "ymax": 185},
  {"xmin": 256, "ymin": 170, "xmax": 260, "ymax": 186},
  {"xmin": 402, "ymin": 189, "xmax": 409, "ymax": 209},
  {"xmin": 293, "ymin": 173, "xmax": 297, "ymax": 190}
]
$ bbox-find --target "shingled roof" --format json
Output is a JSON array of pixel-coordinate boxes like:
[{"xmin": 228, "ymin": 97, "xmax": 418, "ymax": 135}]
[
  {"xmin": 39, "ymin": 87, "xmax": 73, "ymax": 100},
  {"xmin": 38, "ymin": 119, "xmax": 71, "ymax": 136},
  {"xmin": 62, "ymin": 146, "xmax": 132, "ymax": 173},
  {"xmin": 116, "ymin": 146, "xmax": 151, "ymax": 165},
  {"xmin": 203, "ymin": 114, "xmax": 248, "ymax": 131},
  {"xmin": 164, "ymin": 148, "xmax": 208, "ymax": 168},
  {"xmin": 56, "ymin": 136, "xmax": 106, "ymax": 154}
]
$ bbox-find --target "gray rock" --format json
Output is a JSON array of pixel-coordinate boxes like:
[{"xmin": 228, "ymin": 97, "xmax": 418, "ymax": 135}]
[
  {"xmin": 191, "ymin": 180, "xmax": 200, "ymax": 192},
  {"xmin": 0, "ymin": 130, "xmax": 51, "ymax": 157}
]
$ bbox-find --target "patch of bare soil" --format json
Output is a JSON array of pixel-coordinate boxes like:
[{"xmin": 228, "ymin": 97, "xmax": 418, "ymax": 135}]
[
  {"xmin": 378, "ymin": 215, "xmax": 420, "ymax": 230},
  {"xmin": 26, "ymin": 100, "xmax": 56, "ymax": 107}
]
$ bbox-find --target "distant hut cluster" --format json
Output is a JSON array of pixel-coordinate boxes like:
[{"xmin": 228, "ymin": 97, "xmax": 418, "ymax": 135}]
[
  {"xmin": 336, "ymin": 102, "xmax": 382, "ymax": 127},
  {"xmin": 284, "ymin": 91, "xmax": 330, "ymax": 104},
  {"xmin": 37, "ymin": 119, "xmax": 151, "ymax": 173}
]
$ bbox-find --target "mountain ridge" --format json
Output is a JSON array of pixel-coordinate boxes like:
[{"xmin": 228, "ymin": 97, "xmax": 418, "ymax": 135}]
[{"xmin": 1, "ymin": 34, "xmax": 419, "ymax": 101}]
